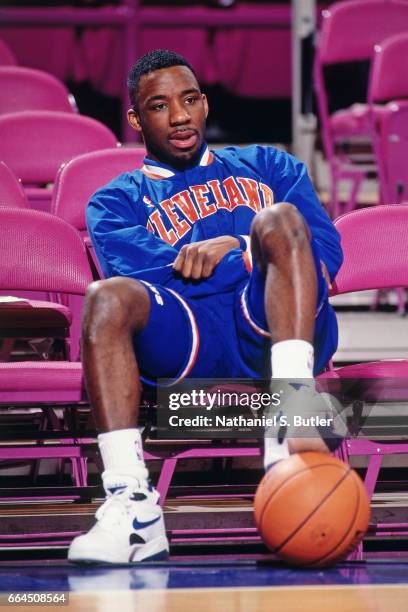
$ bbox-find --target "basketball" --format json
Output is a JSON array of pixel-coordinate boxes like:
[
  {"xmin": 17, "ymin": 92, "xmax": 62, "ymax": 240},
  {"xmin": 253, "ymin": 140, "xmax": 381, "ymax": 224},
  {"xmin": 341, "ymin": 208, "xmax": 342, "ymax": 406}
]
[{"xmin": 254, "ymin": 452, "xmax": 370, "ymax": 567}]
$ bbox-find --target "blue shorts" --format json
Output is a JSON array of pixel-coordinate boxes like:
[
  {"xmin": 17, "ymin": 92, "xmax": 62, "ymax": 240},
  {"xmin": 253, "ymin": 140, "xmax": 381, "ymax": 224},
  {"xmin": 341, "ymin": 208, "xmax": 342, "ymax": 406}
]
[{"xmin": 133, "ymin": 239, "xmax": 338, "ymax": 386}]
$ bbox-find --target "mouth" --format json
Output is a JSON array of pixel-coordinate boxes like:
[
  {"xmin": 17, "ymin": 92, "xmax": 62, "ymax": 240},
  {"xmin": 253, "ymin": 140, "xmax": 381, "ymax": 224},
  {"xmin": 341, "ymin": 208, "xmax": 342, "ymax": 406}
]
[{"xmin": 168, "ymin": 129, "xmax": 199, "ymax": 150}]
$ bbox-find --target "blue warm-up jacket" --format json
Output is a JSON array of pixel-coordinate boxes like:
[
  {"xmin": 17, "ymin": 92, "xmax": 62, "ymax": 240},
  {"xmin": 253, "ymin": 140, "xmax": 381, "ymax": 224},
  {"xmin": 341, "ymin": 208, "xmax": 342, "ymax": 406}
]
[{"xmin": 87, "ymin": 144, "xmax": 343, "ymax": 297}]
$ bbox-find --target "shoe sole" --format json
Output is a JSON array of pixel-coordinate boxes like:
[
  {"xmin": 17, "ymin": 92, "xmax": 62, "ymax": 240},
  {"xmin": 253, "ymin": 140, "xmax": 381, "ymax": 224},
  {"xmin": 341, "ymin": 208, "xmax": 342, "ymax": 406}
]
[
  {"xmin": 68, "ymin": 550, "xmax": 169, "ymax": 566},
  {"xmin": 68, "ymin": 535, "xmax": 169, "ymax": 565}
]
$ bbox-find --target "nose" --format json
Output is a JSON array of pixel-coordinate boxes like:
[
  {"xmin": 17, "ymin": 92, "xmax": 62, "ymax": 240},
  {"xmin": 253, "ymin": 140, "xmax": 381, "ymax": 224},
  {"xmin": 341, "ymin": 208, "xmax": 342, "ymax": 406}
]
[{"xmin": 169, "ymin": 100, "xmax": 190, "ymax": 126}]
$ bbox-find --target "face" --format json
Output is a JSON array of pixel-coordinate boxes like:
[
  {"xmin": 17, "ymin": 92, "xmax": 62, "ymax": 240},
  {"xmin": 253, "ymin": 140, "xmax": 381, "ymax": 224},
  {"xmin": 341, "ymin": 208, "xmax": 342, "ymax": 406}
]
[{"xmin": 128, "ymin": 65, "xmax": 209, "ymax": 170}]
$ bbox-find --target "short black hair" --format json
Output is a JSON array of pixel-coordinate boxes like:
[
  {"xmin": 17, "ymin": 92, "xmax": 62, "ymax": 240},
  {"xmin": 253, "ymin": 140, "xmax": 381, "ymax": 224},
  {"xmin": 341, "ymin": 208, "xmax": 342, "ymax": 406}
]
[{"xmin": 128, "ymin": 49, "xmax": 197, "ymax": 108}]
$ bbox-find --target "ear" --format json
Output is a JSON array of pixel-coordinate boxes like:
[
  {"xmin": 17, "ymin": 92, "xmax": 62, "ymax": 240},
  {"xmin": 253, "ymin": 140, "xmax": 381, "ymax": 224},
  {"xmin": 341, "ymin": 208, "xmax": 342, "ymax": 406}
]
[
  {"xmin": 127, "ymin": 108, "xmax": 142, "ymax": 133},
  {"xmin": 202, "ymin": 93, "xmax": 209, "ymax": 119}
]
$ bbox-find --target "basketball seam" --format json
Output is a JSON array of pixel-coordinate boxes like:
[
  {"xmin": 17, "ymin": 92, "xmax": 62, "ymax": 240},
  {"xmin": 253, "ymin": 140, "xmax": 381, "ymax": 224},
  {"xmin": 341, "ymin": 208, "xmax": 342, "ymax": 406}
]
[
  {"xmin": 303, "ymin": 474, "xmax": 362, "ymax": 567},
  {"xmin": 264, "ymin": 465, "xmax": 352, "ymax": 555},
  {"xmin": 258, "ymin": 461, "xmax": 346, "ymax": 529}
]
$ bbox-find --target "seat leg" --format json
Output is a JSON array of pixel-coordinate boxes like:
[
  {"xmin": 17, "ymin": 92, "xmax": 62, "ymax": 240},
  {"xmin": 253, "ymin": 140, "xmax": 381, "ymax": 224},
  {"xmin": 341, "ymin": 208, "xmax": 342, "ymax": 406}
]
[
  {"xmin": 337, "ymin": 441, "xmax": 364, "ymax": 560},
  {"xmin": 70, "ymin": 457, "xmax": 81, "ymax": 487},
  {"xmin": 364, "ymin": 452, "xmax": 383, "ymax": 501},
  {"xmin": 156, "ymin": 457, "xmax": 177, "ymax": 507},
  {"xmin": 396, "ymin": 287, "xmax": 406, "ymax": 315},
  {"xmin": 330, "ymin": 168, "xmax": 342, "ymax": 219},
  {"xmin": 334, "ymin": 439, "xmax": 350, "ymax": 464},
  {"xmin": 78, "ymin": 457, "xmax": 88, "ymax": 487},
  {"xmin": 0, "ymin": 338, "xmax": 15, "ymax": 361},
  {"xmin": 344, "ymin": 174, "xmax": 364, "ymax": 214}
]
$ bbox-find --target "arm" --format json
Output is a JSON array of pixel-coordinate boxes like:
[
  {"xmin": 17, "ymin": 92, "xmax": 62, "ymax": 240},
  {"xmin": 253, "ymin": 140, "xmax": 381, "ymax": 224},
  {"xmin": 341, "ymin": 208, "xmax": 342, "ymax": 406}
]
[
  {"xmin": 87, "ymin": 186, "xmax": 179, "ymax": 285},
  {"xmin": 173, "ymin": 235, "xmax": 240, "ymax": 279},
  {"xmin": 87, "ymin": 183, "xmax": 250, "ymax": 295}
]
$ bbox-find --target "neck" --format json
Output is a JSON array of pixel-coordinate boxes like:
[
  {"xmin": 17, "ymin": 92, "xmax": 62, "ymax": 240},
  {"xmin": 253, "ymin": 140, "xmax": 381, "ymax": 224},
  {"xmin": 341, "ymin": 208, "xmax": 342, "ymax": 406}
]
[{"xmin": 146, "ymin": 142, "xmax": 208, "ymax": 171}]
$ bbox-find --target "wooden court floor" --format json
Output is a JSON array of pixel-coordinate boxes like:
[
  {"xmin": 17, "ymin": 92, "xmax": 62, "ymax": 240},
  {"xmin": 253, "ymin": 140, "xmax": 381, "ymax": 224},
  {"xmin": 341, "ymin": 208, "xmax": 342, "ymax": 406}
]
[{"xmin": 6, "ymin": 584, "xmax": 408, "ymax": 612}]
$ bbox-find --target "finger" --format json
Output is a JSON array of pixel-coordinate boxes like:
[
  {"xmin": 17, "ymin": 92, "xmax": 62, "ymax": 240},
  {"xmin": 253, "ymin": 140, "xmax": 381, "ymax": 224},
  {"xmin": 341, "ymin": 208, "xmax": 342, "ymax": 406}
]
[
  {"xmin": 191, "ymin": 250, "xmax": 206, "ymax": 279},
  {"xmin": 173, "ymin": 255, "xmax": 183, "ymax": 272},
  {"xmin": 173, "ymin": 247, "xmax": 187, "ymax": 273},
  {"xmin": 201, "ymin": 254, "xmax": 217, "ymax": 278},
  {"xmin": 180, "ymin": 247, "xmax": 196, "ymax": 278}
]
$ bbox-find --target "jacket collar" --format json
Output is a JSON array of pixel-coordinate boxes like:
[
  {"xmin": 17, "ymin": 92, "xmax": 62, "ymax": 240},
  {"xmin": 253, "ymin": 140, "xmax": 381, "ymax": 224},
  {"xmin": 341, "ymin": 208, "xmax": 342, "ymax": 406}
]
[{"xmin": 141, "ymin": 143, "xmax": 213, "ymax": 179}]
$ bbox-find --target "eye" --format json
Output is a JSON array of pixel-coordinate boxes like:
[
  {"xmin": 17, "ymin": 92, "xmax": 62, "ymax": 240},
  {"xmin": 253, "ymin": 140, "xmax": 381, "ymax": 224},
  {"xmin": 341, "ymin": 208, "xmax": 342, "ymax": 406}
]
[
  {"xmin": 151, "ymin": 102, "xmax": 167, "ymax": 111},
  {"xmin": 185, "ymin": 96, "xmax": 199, "ymax": 105}
]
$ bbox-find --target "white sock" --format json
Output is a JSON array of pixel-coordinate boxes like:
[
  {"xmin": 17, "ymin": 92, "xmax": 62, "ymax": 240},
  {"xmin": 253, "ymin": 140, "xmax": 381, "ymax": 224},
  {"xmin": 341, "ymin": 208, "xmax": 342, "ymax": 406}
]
[
  {"xmin": 264, "ymin": 340, "xmax": 314, "ymax": 468},
  {"xmin": 271, "ymin": 339, "xmax": 314, "ymax": 379},
  {"xmin": 98, "ymin": 428, "xmax": 149, "ymax": 492}
]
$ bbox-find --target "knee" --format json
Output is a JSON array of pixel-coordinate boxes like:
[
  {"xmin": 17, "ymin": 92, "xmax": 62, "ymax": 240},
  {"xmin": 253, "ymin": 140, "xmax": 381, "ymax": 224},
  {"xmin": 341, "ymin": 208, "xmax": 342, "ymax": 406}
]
[
  {"xmin": 82, "ymin": 277, "xmax": 149, "ymax": 337},
  {"xmin": 251, "ymin": 203, "xmax": 310, "ymax": 253}
]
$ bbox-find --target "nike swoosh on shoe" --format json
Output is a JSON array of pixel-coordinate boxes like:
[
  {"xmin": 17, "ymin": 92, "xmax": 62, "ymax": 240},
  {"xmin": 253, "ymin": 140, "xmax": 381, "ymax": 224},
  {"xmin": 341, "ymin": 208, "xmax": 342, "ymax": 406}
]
[{"xmin": 132, "ymin": 515, "xmax": 161, "ymax": 530}]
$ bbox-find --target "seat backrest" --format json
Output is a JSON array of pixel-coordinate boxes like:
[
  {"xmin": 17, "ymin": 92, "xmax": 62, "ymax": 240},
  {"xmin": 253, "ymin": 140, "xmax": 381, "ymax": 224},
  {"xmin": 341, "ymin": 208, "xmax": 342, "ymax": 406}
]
[
  {"xmin": 0, "ymin": 37, "xmax": 17, "ymax": 66},
  {"xmin": 368, "ymin": 36, "xmax": 408, "ymax": 204},
  {"xmin": 0, "ymin": 207, "xmax": 93, "ymax": 295},
  {"xmin": 318, "ymin": 0, "xmax": 408, "ymax": 65},
  {"xmin": 52, "ymin": 147, "xmax": 146, "ymax": 230},
  {"xmin": 375, "ymin": 100, "xmax": 408, "ymax": 204},
  {"xmin": 0, "ymin": 111, "xmax": 118, "ymax": 185},
  {"xmin": 0, "ymin": 67, "xmax": 75, "ymax": 115},
  {"xmin": 314, "ymin": 0, "xmax": 408, "ymax": 160},
  {"xmin": 332, "ymin": 205, "xmax": 408, "ymax": 295},
  {"xmin": 369, "ymin": 32, "xmax": 408, "ymax": 103},
  {"xmin": 0, "ymin": 162, "xmax": 30, "ymax": 209}
]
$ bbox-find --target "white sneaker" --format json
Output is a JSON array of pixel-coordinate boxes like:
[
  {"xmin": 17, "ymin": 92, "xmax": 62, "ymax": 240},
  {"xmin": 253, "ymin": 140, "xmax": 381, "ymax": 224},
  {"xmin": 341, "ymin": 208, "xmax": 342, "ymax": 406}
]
[
  {"xmin": 68, "ymin": 483, "xmax": 169, "ymax": 564},
  {"xmin": 264, "ymin": 380, "xmax": 347, "ymax": 466}
]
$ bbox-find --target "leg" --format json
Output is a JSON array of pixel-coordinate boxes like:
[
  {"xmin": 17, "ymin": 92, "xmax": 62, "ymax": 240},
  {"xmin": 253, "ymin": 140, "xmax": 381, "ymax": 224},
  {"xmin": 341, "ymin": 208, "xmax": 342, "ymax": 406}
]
[
  {"xmin": 69, "ymin": 278, "xmax": 216, "ymax": 564},
  {"xmin": 250, "ymin": 204, "xmax": 342, "ymax": 459},
  {"xmin": 69, "ymin": 277, "xmax": 169, "ymax": 564},
  {"xmin": 250, "ymin": 203, "xmax": 316, "ymax": 348},
  {"xmin": 81, "ymin": 276, "xmax": 150, "ymax": 432}
]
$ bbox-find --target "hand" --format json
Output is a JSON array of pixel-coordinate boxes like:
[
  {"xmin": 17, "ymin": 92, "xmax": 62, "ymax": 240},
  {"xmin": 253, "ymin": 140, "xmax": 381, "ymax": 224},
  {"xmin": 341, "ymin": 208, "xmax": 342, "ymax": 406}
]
[
  {"xmin": 173, "ymin": 236, "xmax": 240, "ymax": 279},
  {"xmin": 321, "ymin": 260, "xmax": 332, "ymax": 289}
]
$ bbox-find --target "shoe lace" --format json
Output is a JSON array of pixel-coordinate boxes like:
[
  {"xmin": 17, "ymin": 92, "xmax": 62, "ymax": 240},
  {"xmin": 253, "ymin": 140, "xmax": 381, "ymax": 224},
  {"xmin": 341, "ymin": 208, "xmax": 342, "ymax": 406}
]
[
  {"xmin": 95, "ymin": 493, "xmax": 130, "ymax": 526},
  {"xmin": 96, "ymin": 481, "xmax": 159, "ymax": 528}
]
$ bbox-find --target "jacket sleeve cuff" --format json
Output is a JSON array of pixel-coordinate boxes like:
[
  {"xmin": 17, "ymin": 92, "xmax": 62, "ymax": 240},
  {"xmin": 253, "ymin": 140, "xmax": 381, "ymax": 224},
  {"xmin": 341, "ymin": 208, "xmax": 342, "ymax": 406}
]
[{"xmin": 232, "ymin": 234, "xmax": 250, "ymax": 251}]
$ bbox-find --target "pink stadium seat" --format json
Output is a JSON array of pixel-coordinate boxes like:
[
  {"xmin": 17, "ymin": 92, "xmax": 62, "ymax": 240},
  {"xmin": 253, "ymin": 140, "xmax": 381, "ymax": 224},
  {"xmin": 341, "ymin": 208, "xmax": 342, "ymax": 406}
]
[
  {"xmin": 332, "ymin": 206, "xmax": 408, "ymax": 297},
  {"xmin": 0, "ymin": 208, "xmax": 93, "ymax": 487},
  {"xmin": 314, "ymin": 0, "xmax": 408, "ymax": 218},
  {"xmin": 52, "ymin": 147, "xmax": 146, "ymax": 232},
  {"xmin": 0, "ymin": 66, "xmax": 77, "ymax": 115},
  {"xmin": 367, "ymin": 33, "xmax": 408, "ymax": 314},
  {"xmin": 373, "ymin": 100, "xmax": 408, "ymax": 205},
  {"xmin": 0, "ymin": 36, "xmax": 16, "ymax": 66},
  {"xmin": 368, "ymin": 33, "xmax": 408, "ymax": 205},
  {"xmin": 0, "ymin": 111, "xmax": 118, "ymax": 212},
  {"xmin": 0, "ymin": 162, "xmax": 74, "ymax": 362},
  {"xmin": 0, "ymin": 161, "xmax": 30, "ymax": 209},
  {"xmin": 0, "ymin": 207, "xmax": 94, "ymax": 363},
  {"xmin": 322, "ymin": 206, "xmax": 408, "ymax": 526},
  {"xmin": 52, "ymin": 147, "xmax": 146, "ymax": 277},
  {"xmin": 369, "ymin": 33, "xmax": 408, "ymax": 108}
]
